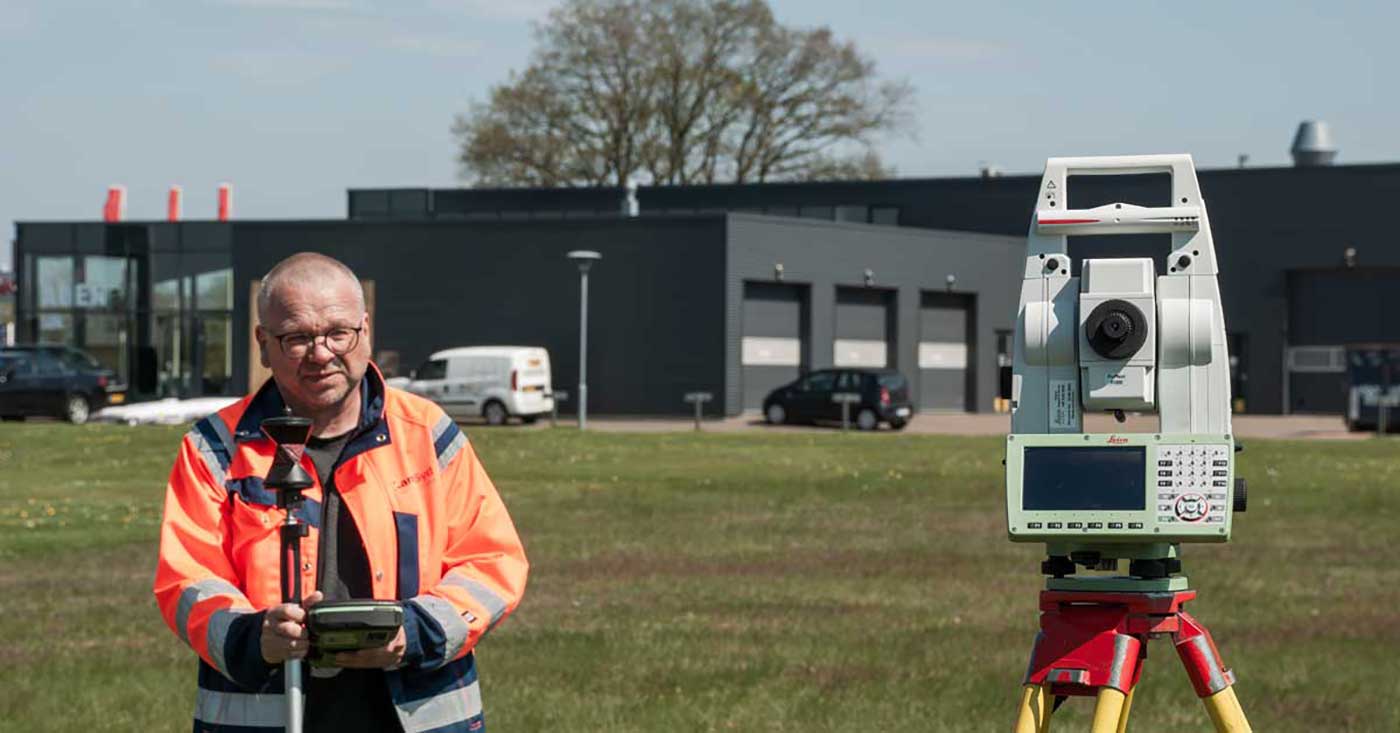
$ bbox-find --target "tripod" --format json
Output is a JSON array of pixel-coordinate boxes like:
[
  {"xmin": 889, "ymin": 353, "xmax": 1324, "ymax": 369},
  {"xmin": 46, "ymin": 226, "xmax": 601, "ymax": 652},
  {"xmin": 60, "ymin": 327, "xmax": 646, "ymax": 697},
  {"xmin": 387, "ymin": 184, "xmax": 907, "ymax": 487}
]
[
  {"xmin": 262, "ymin": 416, "xmax": 315, "ymax": 733},
  {"xmin": 1012, "ymin": 587, "xmax": 1251, "ymax": 732}
]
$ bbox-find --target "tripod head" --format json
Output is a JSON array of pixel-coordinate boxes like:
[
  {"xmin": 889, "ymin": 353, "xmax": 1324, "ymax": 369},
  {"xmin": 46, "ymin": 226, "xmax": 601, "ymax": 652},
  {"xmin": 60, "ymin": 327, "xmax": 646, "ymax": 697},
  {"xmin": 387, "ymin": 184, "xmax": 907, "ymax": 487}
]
[
  {"xmin": 1004, "ymin": 155, "xmax": 1247, "ymax": 591},
  {"xmin": 261, "ymin": 415, "xmax": 314, "ymax": 508}
]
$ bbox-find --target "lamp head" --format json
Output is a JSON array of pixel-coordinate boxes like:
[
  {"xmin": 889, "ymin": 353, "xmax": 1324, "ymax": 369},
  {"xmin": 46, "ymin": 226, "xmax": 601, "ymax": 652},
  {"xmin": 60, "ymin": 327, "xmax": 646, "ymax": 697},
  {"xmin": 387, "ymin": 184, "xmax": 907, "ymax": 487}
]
[{"xmin": 567, "ymin": 250, "xmax": 602, "ymax": 273}]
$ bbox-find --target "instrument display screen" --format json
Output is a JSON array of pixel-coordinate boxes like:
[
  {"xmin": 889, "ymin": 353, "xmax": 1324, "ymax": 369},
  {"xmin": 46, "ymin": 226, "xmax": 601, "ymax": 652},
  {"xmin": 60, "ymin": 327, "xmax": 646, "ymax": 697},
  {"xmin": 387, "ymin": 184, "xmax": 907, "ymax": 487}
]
[{"xmin": 1022, "ymin": 446, "xmax": 1146, "ymax": 511}]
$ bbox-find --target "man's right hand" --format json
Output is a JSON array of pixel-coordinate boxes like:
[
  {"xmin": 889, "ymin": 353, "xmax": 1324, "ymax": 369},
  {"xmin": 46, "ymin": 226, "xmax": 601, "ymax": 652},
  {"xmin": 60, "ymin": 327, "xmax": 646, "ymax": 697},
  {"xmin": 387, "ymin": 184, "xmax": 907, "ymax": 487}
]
[{"xmin": 261, "ymin": 590, "xmax": 323, "ymax": 664}]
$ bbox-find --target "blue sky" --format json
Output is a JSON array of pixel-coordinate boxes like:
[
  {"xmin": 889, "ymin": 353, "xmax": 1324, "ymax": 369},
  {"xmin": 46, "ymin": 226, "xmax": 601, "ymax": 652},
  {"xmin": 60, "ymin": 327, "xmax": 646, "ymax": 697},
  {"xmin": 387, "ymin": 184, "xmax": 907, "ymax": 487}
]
[{"xmin": 3, "ymin": 0, "xmax": 1396, "ymax": 269}]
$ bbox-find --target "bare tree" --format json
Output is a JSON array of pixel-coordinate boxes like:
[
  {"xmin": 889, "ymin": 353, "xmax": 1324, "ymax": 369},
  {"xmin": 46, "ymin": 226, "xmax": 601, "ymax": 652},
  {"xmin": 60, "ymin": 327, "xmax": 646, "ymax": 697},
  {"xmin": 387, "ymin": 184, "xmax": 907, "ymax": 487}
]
[{"xmin": 454, "ymin": 0, "xmax": 912, "ymax": 187}]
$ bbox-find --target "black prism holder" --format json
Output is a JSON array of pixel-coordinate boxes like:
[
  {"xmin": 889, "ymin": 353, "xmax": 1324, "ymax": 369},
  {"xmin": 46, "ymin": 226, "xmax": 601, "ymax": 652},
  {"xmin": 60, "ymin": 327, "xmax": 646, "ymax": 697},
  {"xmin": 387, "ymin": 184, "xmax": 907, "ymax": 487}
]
[{"xmin": 260, "ymin": 414, "xmax": 314, "ymax": 733}]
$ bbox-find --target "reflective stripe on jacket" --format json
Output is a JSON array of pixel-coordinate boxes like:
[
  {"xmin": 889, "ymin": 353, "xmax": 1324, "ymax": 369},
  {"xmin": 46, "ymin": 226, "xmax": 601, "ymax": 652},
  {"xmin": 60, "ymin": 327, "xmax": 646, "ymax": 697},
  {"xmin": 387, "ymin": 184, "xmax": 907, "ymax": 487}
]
[{"xmin": 154, "ymin": 365, "xmax": 528, "ymax": 732}]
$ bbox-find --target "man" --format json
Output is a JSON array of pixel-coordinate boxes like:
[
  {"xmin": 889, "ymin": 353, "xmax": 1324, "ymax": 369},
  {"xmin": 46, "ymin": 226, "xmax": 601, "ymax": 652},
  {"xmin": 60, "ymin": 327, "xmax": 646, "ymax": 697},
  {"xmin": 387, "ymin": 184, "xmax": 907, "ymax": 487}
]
[{"xmin": 154, "ymin": 252, "xmax": 528, "ymax": 732}]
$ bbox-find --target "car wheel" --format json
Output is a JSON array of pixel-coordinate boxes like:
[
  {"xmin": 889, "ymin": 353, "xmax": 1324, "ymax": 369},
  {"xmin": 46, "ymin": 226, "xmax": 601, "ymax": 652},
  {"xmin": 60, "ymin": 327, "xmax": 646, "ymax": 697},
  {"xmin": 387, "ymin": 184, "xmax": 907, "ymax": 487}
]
[
  {"xmin": 890, "ymin": 417, "xmax": 908, "ymax": 430},
  {"xmin": 66, "ymin": 394, "xmax": 91, "ymax": 425},
  {"xmin": 483, "ymin": 400, "xmax": 509, "ymax": 426},
  {"xmin": 855, "ymin": 408, "xmax": 879, "ymax": 431},
  {"xmin": 765, "ymin": 403, "xmax": 787, "ymax": 425}
]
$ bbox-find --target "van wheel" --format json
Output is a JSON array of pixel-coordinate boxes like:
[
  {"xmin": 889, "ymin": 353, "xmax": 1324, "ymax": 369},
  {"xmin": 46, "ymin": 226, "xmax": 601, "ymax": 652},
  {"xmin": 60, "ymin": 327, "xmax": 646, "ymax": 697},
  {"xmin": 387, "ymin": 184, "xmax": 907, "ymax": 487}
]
[
  {"xmin": 855, "ymin": 408, "xmax": 879, "ymax": 431},
  {"xmin": 483, "ymin": 401, "xmax": 509, "ymax": 426},
  {"xmin": 66, "ymin": 395, "xmax": 91, "ymax": 425}
]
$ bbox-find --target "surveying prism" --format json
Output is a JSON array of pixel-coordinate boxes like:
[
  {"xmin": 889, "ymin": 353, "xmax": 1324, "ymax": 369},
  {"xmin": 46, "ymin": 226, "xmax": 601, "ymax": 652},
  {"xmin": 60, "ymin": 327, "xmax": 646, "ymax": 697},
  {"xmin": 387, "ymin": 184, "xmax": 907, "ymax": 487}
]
[
  {"xmin": 261, "ymin": 413, "xmax": 314, "ymax": 733},
  {"xmin": 1005, "ymin": 155, "xmax": 1252, "ymax": 732}
]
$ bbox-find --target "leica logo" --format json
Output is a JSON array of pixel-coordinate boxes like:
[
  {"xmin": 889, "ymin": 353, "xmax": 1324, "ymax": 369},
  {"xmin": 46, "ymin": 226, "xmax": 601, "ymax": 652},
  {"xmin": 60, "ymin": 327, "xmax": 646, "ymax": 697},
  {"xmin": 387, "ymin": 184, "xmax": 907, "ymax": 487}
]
[{"xmin": 1107, "ymin": 435, "xmax": 1130, "ymax": 445}]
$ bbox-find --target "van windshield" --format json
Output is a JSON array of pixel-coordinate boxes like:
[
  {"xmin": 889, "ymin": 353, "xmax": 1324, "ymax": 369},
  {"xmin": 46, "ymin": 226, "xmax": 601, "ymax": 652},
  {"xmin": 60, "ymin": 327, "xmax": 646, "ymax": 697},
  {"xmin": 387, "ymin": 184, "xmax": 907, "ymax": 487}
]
[{"xmin": 415, "ymin": 359, "xmax": 447, "ymax": 380}]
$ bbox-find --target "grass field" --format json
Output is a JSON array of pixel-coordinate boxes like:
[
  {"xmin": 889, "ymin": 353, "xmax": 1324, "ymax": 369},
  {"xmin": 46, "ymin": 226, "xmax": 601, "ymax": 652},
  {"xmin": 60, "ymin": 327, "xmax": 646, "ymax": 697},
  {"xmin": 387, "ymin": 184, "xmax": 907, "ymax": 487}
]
[{"xmin": 1, "ymin": 422, "xmax": 1397, "ymax": 731}]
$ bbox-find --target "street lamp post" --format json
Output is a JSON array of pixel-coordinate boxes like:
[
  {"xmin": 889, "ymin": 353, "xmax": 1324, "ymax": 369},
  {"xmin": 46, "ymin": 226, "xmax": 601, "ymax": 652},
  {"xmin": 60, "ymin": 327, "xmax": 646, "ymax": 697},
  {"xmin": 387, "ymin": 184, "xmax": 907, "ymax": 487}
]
[{"xmin": 567, "ymin": 250, "xmax": 602, "ymax": 429}]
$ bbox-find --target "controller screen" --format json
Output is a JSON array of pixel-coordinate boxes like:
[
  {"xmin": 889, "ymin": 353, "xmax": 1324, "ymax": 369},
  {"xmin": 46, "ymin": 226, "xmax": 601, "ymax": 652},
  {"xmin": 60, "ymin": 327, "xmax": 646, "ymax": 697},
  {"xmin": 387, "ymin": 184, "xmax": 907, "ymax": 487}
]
[{"xmin": 1022, "ymin": 446, "xmax": 1146, "ymax": 511}]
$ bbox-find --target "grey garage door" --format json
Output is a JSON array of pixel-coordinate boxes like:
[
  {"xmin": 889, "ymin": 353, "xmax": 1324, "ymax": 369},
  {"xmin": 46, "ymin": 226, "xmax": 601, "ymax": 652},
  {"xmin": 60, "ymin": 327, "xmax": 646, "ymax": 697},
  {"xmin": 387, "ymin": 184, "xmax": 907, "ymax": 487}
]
[
  {"xmin": 834, "ymin": 287, "xmax": 894, "ymax": 368},
  {"xmin": 1286, "ymin": 269, "xmax": 1400, "ymax": 413},
  {"xmin": 742, "ymin": 282, "xmax": 807, "ymax": 409},
  {"xmin": 919, "ymin": 292, "xmax": 974, "ymax": 411}
]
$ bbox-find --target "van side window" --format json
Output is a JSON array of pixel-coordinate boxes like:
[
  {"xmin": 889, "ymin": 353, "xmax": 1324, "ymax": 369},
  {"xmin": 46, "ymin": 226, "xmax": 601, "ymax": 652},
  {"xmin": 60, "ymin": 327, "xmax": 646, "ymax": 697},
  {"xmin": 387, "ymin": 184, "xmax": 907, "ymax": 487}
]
[{"xmin": 416, "ymin": 359, "xmax": 448, "ymax": 381}]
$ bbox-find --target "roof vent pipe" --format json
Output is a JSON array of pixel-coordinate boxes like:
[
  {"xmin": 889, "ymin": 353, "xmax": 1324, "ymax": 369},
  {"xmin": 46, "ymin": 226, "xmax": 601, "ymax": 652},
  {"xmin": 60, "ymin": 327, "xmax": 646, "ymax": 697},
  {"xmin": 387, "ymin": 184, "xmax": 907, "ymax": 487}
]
[{"xmin": 1291, "ymin": 121, "xmax": 1337, "ymax": 167}]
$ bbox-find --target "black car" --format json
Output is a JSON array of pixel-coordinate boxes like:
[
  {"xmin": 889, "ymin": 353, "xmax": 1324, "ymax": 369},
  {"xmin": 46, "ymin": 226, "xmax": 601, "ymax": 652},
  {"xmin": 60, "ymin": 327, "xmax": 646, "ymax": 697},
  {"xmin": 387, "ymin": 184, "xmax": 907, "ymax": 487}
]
[
  {"xmin": 762, "ymin": 368, "xmax": 913, "ymax": 430},
  {"xmin": 0, "ymin": 345, "xmax": 126, "ymax": 424}
]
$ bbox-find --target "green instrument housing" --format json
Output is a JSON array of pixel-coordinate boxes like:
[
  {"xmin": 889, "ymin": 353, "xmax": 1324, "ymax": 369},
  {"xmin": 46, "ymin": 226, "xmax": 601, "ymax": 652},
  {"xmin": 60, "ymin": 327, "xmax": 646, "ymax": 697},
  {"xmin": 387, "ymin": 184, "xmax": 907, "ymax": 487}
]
[{"xmin": 1005, "ymin": 432, "xmax": 1235, "ymax": 546}]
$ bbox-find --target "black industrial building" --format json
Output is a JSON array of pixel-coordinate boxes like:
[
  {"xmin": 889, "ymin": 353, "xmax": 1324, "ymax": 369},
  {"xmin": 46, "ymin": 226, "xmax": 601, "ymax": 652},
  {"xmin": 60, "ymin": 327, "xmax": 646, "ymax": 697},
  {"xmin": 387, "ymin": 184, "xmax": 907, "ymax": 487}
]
[
  {"xmin": 15, "ymin": 160, "xmax": 1400, "ymax": 416},
  {"xmin": 13, "ymin": 214, "xmax": 1021, "ymax": 416}
]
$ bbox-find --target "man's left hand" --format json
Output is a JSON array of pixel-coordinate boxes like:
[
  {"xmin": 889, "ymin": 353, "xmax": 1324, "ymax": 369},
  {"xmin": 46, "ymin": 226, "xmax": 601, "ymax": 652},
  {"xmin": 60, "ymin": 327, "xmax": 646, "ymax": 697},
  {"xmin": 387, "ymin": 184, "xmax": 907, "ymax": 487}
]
[{"xmin": 332, "ymin": 626, "xmax": 407, "ymax": 669}]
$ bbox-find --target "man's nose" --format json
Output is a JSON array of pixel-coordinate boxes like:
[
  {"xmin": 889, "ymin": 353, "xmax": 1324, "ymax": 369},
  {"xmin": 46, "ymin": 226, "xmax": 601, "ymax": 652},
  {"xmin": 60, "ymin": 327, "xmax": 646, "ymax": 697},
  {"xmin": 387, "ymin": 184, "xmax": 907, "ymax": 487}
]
[{"xmin": 307, "ymin": 339, "xmax": 337, "ymax": 363}]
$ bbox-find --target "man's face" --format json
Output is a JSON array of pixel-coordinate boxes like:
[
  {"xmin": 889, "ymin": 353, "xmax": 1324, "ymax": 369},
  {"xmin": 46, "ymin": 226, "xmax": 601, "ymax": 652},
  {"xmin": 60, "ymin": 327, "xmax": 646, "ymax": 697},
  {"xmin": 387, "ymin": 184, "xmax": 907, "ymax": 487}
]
[{"xmin": 256, "ymin": 277, "xmax": 371, "ymax": 416}]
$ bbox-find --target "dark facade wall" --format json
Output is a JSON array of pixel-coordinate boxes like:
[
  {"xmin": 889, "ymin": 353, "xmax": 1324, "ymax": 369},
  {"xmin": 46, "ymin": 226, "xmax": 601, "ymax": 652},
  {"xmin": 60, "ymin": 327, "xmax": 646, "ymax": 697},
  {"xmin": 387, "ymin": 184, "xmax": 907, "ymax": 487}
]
[
  {"xmin": 723, "ymin": 215, "xmax": 1023, "ymax": 414},
  {"xmin": 231, "ymin": 217, "xmax": 728, "ymax": 415},
  {"xmin": 378, "ymin": 163, "xmax": 1400, "ymax": 414}
]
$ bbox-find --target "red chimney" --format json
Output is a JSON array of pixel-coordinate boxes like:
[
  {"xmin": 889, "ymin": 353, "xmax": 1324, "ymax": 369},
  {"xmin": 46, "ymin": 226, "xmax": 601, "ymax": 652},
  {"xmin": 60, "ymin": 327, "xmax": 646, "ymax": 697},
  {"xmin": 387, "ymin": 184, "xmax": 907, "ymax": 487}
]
[
  {"xmin": 167, "ymin": 185, "xmax": 183, "ymax": 221},
  {"xmin": 103, "ymin": 186, "xmax": 126, "ymax": 222},
  {"xmin": 217, "ymin": 183, "xmax": 233, "ymax": 221}
]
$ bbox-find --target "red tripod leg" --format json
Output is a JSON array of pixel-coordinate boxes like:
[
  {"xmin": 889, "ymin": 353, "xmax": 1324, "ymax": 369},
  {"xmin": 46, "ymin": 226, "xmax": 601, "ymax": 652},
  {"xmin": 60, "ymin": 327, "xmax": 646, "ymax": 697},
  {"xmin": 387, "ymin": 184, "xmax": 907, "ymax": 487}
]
[{"xmin": 1174, "ymin": 611, "xmax": 1252, "ymax": 732}]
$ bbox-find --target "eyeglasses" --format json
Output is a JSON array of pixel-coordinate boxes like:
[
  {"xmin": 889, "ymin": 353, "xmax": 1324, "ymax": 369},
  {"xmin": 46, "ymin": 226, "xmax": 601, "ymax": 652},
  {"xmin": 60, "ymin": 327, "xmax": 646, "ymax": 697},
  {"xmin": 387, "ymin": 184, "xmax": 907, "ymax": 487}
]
[{"xmin": 272, "ymin": 326, "xmax": 363, "ymax": 359}]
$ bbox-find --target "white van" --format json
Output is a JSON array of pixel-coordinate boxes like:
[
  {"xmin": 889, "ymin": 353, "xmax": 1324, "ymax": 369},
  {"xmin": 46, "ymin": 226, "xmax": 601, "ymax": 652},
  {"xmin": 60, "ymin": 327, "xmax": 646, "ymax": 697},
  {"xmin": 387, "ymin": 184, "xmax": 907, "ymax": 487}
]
[{"xmin": 403, "ymin": 346, "xmax": 554, "ymax": 425}]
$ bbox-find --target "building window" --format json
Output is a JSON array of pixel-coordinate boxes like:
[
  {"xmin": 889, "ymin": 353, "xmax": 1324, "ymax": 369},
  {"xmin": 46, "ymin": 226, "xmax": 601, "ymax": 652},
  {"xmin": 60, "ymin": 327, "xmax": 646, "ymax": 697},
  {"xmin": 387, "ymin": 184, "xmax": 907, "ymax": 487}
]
[
  {"xmin": 871, "ymin": 207, "xmax": 901, "ymax": 226},
  {"xmin": 36, "ymin": 256, "xmax": 74, "ymax": 308},
  {"xmin": 835, "ymin": 205, "xmax": 868, "ymax": 223}
]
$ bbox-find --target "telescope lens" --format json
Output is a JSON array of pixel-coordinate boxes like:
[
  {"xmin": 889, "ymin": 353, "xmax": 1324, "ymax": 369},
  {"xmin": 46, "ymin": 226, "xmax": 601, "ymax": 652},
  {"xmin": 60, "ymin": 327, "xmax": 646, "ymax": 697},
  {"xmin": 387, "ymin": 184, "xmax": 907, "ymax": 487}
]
[{"xmin": 1086, "ymin": 299, "xmax": 1148, "ymax": 359}]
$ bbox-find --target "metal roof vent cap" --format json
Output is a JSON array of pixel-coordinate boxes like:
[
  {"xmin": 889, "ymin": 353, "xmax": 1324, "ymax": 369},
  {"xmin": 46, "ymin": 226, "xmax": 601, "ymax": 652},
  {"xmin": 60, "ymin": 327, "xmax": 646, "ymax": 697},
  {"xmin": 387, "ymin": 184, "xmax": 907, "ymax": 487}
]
[{"xmin": 1291, "ymin": 121, "xmax": 1337, "ymax": 167}]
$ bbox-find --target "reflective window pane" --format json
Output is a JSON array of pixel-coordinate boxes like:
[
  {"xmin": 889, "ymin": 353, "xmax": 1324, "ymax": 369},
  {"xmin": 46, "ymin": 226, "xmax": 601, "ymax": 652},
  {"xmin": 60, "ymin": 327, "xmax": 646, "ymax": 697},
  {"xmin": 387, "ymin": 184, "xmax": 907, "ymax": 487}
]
[
  {"xmin": 38, "ymin": 313, "xmax": 73, "ymax": 344},
  {"xmin": 37, "ymin": 256, "xmax": 74, "ymax": 308},
  {"xmin": 84, "ymin": 313, "xmax": 129, "ymax": 380},
  {"xmin": 79, "ymin": 256, "xmax": 129, "ymax": 310},
  {"xmin": 153, "ymin": 279, "xmax": 180, "ymax": 310},
  {"xmin": 196, "ymin": 268, "xmax": 232, "ymax": 310},
  {"xmin": 200, "ymin": 314, "xmax": 232, "ymax": 394}
]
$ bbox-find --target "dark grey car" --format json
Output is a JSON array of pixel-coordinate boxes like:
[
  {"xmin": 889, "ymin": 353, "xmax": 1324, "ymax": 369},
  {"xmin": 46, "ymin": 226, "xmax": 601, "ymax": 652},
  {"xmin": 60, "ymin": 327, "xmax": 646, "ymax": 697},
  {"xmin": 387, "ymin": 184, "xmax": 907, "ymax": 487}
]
[
  {"xmin": 0, "ymin": 345, "xmax": 126, "ymax": 424},
  {"xmin": 762, "ymin": 368, "xmax": 913, "ymax": 430}
]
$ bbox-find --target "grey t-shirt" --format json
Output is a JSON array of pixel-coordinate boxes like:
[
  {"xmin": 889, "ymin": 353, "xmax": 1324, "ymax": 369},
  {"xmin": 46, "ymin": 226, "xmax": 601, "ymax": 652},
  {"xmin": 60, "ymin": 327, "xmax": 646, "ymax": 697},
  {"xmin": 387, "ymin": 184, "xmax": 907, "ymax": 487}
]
[{"xmin": 302, "ymin": 430, "xmax": 401, "ymax": 733}]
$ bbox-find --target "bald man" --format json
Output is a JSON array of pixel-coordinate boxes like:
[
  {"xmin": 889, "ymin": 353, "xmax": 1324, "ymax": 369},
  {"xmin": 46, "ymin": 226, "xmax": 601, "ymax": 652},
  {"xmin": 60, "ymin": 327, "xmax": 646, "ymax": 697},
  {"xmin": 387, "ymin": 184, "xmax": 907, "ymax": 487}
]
[{"xmin": 155, "ymin": 252, "xmax": 529, "ymax": 733}]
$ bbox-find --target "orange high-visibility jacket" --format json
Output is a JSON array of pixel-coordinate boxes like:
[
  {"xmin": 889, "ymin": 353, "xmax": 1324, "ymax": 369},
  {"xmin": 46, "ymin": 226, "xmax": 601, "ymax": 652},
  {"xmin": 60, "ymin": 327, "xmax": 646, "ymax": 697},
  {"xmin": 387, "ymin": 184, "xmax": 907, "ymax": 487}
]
[{"xmin": 154, "ymin": 365, "xmax": 528, "ymax": 733}]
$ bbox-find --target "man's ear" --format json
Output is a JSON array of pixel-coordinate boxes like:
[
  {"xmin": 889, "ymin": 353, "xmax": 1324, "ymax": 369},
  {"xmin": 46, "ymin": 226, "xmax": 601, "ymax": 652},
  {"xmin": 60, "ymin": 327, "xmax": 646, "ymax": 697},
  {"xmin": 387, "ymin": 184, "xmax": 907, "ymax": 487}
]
[{"xmin": 255, "ymin": 325, "xmax": 271, "ymax": 368}]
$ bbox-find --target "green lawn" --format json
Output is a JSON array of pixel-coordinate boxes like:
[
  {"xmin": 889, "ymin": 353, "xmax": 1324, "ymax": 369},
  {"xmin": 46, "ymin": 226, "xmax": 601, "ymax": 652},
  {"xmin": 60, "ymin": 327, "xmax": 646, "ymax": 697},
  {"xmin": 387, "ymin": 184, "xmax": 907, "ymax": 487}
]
[{"xmin": 0, "ymin": 423, "xmax": 1396, "ymax": 731}]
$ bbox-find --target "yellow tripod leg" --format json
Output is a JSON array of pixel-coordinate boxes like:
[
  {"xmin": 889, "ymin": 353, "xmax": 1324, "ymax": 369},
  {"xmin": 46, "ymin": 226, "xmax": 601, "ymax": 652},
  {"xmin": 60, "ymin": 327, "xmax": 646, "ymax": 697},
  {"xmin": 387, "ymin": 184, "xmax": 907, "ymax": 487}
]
[
  {"xmin": 1090, "ymin": 688, "xmax": 1127, "ymax": 733},
  {"xmin": 1202, "ymin": 686, "xmax": 1252, "ymax": 732},
  {"xmin": 1115, "ymin": 687, "xmax": 1135, "ymax": 733},
  {"xmin": 1013, "ymin": 684, "xmax": 1053, "ymax": 733}
]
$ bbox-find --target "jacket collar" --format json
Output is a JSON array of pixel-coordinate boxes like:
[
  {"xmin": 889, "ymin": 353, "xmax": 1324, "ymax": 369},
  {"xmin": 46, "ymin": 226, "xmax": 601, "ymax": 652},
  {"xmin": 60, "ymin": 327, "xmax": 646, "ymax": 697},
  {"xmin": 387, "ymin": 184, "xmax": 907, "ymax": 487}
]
[{"xmin": 234, "ymin": 363, "xmax": 391, "ymax": 446}]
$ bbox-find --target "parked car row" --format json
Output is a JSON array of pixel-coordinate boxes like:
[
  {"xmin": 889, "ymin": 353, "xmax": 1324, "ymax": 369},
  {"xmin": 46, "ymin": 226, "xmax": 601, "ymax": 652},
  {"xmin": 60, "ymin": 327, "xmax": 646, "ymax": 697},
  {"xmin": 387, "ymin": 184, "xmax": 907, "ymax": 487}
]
[
  {"xmin": 0, "ymin": 345, "xmax": 127, "ymax": 424},
  {"xmin": 1, "ymin": 343, "xmax": 915, "ymax": 432}
]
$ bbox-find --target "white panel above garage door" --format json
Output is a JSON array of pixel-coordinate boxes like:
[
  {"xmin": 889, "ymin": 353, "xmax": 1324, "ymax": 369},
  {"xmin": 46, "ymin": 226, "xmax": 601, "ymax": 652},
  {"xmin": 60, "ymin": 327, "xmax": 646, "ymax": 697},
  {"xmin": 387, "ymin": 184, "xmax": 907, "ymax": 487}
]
[
  {"xmin": 743, "ymin": 336, "xmax": 801, "ymax": 366},
  {"xmin": 834, "ymin": 339, "xmax": 887, "ymax": 367},
  {"xmin": 919, "ymin": 341, "xmax": 968, "ymax": 369}
]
